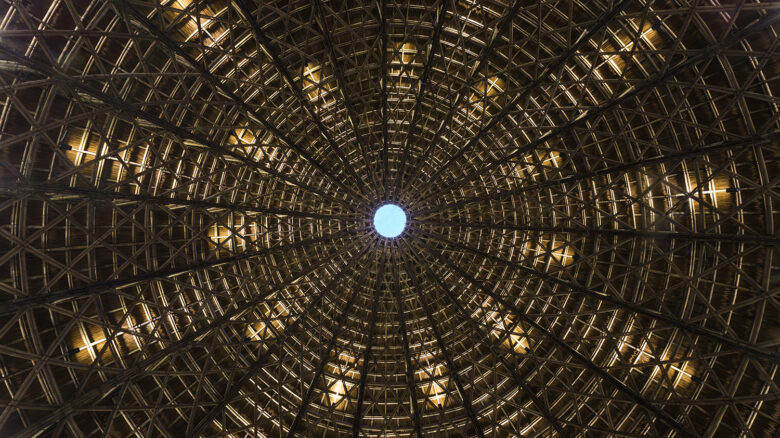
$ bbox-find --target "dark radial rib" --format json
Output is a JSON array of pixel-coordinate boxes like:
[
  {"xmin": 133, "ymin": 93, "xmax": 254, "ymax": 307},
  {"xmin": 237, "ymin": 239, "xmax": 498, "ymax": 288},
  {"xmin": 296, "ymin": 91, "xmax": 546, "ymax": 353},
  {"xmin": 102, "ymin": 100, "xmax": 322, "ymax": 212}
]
[
  {"xmin": 3, "ymin": 182, "xmax": 355, "ymax": 220},
  {"xmin": 412, "ymin": 11, "xmax": 780, "ymax": 206},
  {"xmin": 286, "ymin": 241, "xmax": 378, "ymax": 437},
  {"xmin": 186, "ymin": 243, "xmax": 373, "ymax": 438},
  {"xmin": 401, "ymin": 254, "xmax": 486, "ymax": 438},
  {"xmin": 312, "ymin": 0, "xmax": 384, "ymax": 192},
  {"xmin": 400, "ymin": 0, "xmax": 525, "ymax": 197},
  {"xmin": 112, "ymin": 0, "xmax": 367, "ymax": 207},
  {"xmin": 0, "ymin": 45, "xmax": 356, "ymax": 212},
  {"xmin": 379, "ymin": 0, "xmax": 390, "ymax": 196},
  {"xmin": 352, "ymin": 244, "xmax": 386, "ymax": 438},
  {"xmin": 232, "ymin": 0, "xmax": 371, "ymax": 200},
  {"xmin": 415, "ymin": 130, "xmax": 779, "ymax": 216},
  {"xmin": 392, "ymin": 246, "xmax": 424, "ymax": 437},
  {"xmin": 423, "ymin": 245, "xmax": 698, "ymax": 437},
  {"xmin": 11, "ymin": 236, "xmax": 367, "ymax": 438},
  {"xmin": 412, "ymin": 219, "xmax": 780, "ymax": 245},
  {"xmin": 393, "ymin": 0, "xmax": 449, "ymax": 199},
  {"xmin": 0, "ymin": 227, "xmax": 362, "ymax": 316},
  {"xmin": 415, "ymin": 229, "xmax": 780, "ymax": 364},
  {"xmin": 404, "ymin": 243, "xmax": 571, "ymax": 438},
  {"xmin": 413, "ymin": 0, "xmax": 634, "ymax": 193}
]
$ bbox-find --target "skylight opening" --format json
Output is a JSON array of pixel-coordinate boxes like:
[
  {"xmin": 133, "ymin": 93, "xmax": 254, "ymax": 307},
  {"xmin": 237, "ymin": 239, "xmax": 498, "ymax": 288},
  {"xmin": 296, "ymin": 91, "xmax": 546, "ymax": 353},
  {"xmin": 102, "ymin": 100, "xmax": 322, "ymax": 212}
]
[{"xmin": 373, "ymin": 204, "xmax": 407, "ymax": 238}]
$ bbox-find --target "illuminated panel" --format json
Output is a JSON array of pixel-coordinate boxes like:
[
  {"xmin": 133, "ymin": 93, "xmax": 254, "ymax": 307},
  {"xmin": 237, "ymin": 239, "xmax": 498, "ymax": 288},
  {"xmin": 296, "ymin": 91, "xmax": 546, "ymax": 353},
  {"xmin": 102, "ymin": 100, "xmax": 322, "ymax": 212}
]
[
  {"xmin": 523, "ymin": 234, "xmax": 574, "ymax": 267},
  {"xmin": 388, "ymin": 42, "xmax": 419, "ymax": 87},
  {"xmin": 322, "ymin": 352, "xmax": 358, "ymax": 411},
  {"xmin": 514, "ymin": 151, "xmax": 562, "ymax": 181},
  {"xmin": 416, "ymin": 361, "xmax": 450, "ymax": 408},
  {"xmin": 245, "ymin": 299, "xmax": 292, "ymax": 341},
  {"xmin": 228, "ymin": 128, "xmax": 277, "ymax": 161},
  {"xmin": 486, "ymin": 310, "xmax": 531, "ymax": 353},
  {"xmin": 301, "ymin": 63, "xmax": 337, "ymax": 108},
  {"xmin": 207, "ymin": 214, "xmax": 259, "ymax": 252},
  {"xmin": 575, "ymin": 19, "xmax": 662, "ymax": 77},
  {"xmin": 60, "ymin": 126, "xmax": 102, "ymax": 177},
  {"xmin": 682, "ymin": 170, "xmax": 734, "ymax": 212},
  {"xmin": 162, "ymin": 0, "xmax": 221, "ymax": 42},
  {"xmin": 68, "ymin": 315, "xmax": 143, "ymax": 365},
  {"xmin": 463, "ymin": 76, "xmax": 505, "ymax": 121},
  {"xmin": 617, "ymin": 326, "xmax": 697, "ymax": 391},
  {"xmin": 59, "ymin": 124, "xmax": 153, "ymax": 184},
  {"xmin": 631, "ymin": 340, "xmax": 695, "ymax": 390},
  {"xmin": 603, "ymin": 21, "xmax": 659, "ymax": 75}
]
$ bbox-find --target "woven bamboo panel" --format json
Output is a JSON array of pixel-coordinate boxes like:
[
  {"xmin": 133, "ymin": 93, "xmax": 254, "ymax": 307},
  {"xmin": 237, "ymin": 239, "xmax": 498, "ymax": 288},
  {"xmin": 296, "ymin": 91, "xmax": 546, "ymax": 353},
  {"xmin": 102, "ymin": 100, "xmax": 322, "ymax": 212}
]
[{"xmin": 0, "ymin": 0, "xmax": 778, "ymax": 436}]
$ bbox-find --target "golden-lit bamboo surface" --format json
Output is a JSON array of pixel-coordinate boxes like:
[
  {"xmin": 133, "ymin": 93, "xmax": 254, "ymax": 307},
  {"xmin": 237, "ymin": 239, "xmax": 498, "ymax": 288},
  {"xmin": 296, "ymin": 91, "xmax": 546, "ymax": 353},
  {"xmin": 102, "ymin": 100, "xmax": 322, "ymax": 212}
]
[{"xmin": 0, "ymin": 0, "xmax": 779, "ymax": 437}]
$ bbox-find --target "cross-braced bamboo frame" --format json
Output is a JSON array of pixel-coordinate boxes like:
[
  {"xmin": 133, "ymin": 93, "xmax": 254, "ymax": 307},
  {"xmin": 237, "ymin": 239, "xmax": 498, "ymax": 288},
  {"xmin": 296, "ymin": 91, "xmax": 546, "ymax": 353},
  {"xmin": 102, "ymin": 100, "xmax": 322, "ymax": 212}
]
[{"xmin": 0, "ymin": 0, "xmax": 778, "ymax": 436}]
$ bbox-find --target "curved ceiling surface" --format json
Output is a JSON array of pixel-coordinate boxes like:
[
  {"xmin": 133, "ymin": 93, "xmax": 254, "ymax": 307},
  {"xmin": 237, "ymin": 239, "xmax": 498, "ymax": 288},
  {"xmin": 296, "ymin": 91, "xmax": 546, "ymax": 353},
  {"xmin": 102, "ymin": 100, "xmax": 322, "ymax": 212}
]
[{"xmin": 0, "ymin": 0, "xmax": 779, "ymax": 437}]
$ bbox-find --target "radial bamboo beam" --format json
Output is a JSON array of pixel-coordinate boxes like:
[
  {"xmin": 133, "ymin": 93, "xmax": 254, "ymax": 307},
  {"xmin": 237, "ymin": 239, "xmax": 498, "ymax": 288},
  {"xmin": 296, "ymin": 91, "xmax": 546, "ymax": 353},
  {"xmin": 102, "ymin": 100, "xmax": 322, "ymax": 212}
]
[
  {"xmin": 424, "ymin": 246, "xmax": 697, "ymax": 437},
  {"xmin": 186, "ymin": 244, "xmax": 373, "ymax": 437},
  {"xmin": 352, "ymin": 244, "xmax": 386, "ymax": 437},
  {"xmin": 415, "ymin": 130, "xmax": 779, "ymax": 216},
  {"xmin": 413, "ymin": 11, "xmax": 780, "ymax": 206},
  {"xmin": 9, "ymin": 237, "xmax": 367, "ymax": 438},
  {"xmin": 286, "ymin": 242, "xmax": 378, "ymax": 437},
  {"xmin": 232, "ymin": 0, "xmax": 371, "ymax": 200},
  {"xmin": 0, "ymin": 227, "xmax": 362, "ymax": 316},
  {"xmin": 392, "ymin": 0, "xmax": 449, "ymax": 199},
  {"xmin": 113, "ymin": 0, "xmax": 368, "ymax": 207},
  {"xmin": 3, "ymin": 182, "xmax": 353, "ymax": 219},
  {"xmin": 416, "ymin": 229, "xmax": 780, "ymax": 364},
  {"xmin": 391, "ymin": 247, "xmax": 424, "ymax": 437},
  {"xmin": 402, "ymin": 256, "xmax": 486, "ymax": 438},
  {"xmin": 0, "ymin": 45, "xmax": 355, "ymax": 211},
  {"xmin": 405, "ymin": 245, "xmax": 572, "ymax": 438}
]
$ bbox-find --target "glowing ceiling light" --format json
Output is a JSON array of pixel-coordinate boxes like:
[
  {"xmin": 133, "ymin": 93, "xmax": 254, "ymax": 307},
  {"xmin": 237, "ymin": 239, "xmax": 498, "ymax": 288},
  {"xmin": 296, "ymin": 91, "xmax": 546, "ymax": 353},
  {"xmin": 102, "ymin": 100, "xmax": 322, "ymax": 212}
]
[{"xmin": 373, "ymin": 204, "xmax": 407, "ymax": 238}]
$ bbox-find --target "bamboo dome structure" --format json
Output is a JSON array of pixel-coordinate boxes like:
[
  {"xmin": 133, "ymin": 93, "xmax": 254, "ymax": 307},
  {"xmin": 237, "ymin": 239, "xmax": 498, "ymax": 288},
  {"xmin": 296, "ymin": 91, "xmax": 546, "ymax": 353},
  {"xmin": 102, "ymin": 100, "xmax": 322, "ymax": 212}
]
[{"xmin": 0, "ymin": 0, "xmax": 779, "ymax": 436}]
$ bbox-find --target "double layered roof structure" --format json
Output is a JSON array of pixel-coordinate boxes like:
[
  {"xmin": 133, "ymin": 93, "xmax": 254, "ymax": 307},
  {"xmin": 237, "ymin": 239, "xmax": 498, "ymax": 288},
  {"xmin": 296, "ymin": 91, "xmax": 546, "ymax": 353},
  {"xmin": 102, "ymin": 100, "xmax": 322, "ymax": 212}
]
[{"xmin": 0, "ymin": 0, "xmax": 779, "ymax": 436}]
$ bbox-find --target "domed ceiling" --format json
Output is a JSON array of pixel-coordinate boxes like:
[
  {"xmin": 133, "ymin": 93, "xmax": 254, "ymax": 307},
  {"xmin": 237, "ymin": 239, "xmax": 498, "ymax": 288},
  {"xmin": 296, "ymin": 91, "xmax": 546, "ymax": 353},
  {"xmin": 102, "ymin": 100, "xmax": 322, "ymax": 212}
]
[{"xmin": 0, "ymin": 0, "xmax": 779, "ymax": 436}]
